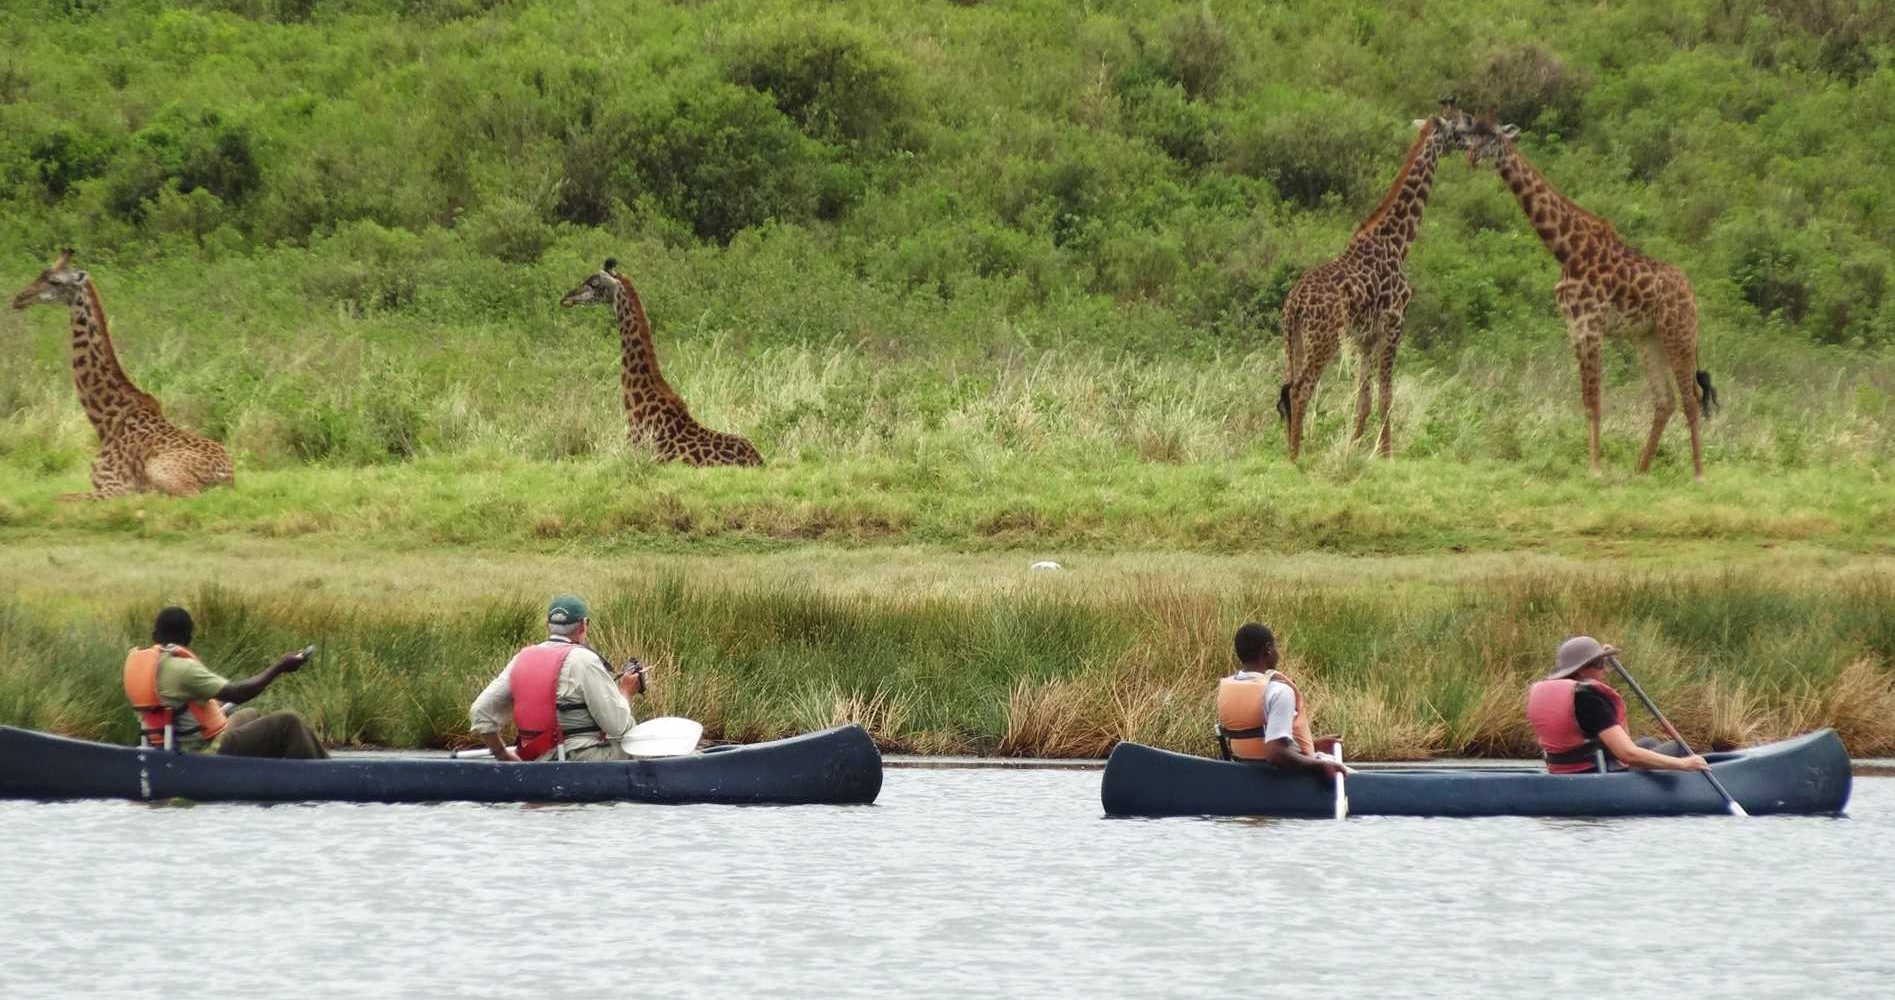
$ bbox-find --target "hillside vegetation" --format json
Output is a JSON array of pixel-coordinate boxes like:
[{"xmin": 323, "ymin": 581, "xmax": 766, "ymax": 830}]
[{"xmin": 0, "ymin": 1, "xmax": 1888, "ymax": 507}]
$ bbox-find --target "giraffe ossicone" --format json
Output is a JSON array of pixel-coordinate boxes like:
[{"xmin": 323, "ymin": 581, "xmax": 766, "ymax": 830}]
[
  {"xmin": 9, "ymin": 249, "xmax": 234, "ymax": 499},
  {"xmin": 559, "ymin": 259, "xmax": 764, "ymax": 468}
]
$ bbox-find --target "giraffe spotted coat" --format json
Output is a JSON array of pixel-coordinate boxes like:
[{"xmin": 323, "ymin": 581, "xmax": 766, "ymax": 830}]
[
  {"xmin": 560, "ymin": 260, "xmax": 763, "ymax": 468},
  {"xmin": 1463, "ymin": 118, "xmax": 1716, "ymax": 479},
  {"xmin": 9, "ymin": 250, "xmax": 234, "ymax": 499}
]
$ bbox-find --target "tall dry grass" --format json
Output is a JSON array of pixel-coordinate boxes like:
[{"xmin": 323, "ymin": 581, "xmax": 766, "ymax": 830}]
[{"xmin": 3, "ymin": 567, "xmax": 1889, "ymax": 759}]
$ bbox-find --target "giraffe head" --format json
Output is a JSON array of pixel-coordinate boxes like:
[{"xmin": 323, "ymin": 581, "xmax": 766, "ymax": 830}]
[
  {"xmin": 1462, "ymin": 116, "xmax": 1522, "ymax": 169},
  {"xmin": 10, "ymin": 248, "xmax": 86, "ymax": 311},
  {"xmin": 560, "ymin": 258, "xmax": 622, "ymax": 308},
  {"xmin": 1422, "ymin": 97, "xmax": 1477, "ymax": 153}
]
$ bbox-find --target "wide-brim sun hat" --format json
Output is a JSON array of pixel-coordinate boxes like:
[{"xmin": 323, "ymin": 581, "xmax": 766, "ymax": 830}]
[{"xmin": 1550, "ymin": 635, "xmax": 1609, "ymax": 679}]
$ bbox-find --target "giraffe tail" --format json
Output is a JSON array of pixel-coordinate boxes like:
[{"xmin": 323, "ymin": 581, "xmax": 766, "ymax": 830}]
[
  {"xmin": 1277, "ymin": 383, "xmax": 1292, "ymax": 422},
  {"xmin": 1695, "ymin": 370, "xmax": 1718, "ymax": 419}
]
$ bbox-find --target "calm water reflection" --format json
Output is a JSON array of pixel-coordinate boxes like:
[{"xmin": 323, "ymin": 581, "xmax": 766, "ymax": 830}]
[{"xmin": 2, "ymin": 771, "xmax": 1889, "ymax": 998}]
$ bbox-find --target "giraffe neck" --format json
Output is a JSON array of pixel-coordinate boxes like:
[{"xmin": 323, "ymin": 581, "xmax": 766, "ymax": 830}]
[
  {"xmin": 608, "ymin": 276, "xmax": 678, "ymax": 401},
  {"xmin": 1494, "ymin": 142, "xmax": 1609, "ymax": 269},
  {"xmin": 1350, "ymin": 122, "xmax": 1441, "ymax": 262},
  {"xmin": 66, "ymin": 281, "xmax": 153, "ymax": 432}
]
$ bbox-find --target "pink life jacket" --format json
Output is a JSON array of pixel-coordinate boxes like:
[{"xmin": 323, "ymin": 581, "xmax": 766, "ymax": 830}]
[
  {"xmin": 1526, "ymin": 678, "xmax": 1628, "ymax": 774},
  {"xmin": 508, "ymin": 641, "xmax": 594, "ymax": 761}
]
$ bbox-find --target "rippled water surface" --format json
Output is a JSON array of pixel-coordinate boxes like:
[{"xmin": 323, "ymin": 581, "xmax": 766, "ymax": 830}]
[{"xmin": 3, "ymin": 771, "xmax": 1891, "ymax": 999}]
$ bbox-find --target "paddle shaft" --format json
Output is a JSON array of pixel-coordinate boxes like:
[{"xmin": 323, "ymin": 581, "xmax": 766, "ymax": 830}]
[
  {"xmin": 1607, "ymin": 657, "xmax": 1748, "ymax": 816},
  {"xmin": 1332, "ymin": 740, "xmax": 1348, "ymax": 821}
]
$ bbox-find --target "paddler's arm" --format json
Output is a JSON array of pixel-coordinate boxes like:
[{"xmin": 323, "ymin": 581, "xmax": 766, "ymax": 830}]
[
  {"xmin": 575, "ymin": 652, "xmax": 635, "ymax": 741},
  {"xmin": 477, "ymin": 731, "xmax": 521, "ymax": 763},
  {"xmin": 469, "ymin": 660, "xmax": 521, "ymax": 762},
  {"xmin": 213, "ymin": 649, "xmax": 311, "ymax": 706},
  {"xmin": 1597, "ymin": 726, "xmax": 1709, "ymax": 772},
  {"xmin": 1258, "ymin": 738, "xmax": 1346, "ymax": 781}
]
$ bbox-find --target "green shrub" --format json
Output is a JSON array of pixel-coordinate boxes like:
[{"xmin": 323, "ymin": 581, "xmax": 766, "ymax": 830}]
[
  {"xmin": 1457, "ymin": 43, "xmax": 1590, "ymax": 134},
  {"xmin": 1221, "ymin": 98, "xmax": 1389, "ymax": 211},
  {"xmin": 724, "ymin": 20, "xmax": 917, "ymax": 151}
]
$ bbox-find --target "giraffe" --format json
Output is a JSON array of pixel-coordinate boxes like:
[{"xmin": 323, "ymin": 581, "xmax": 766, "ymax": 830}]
[
  {"xmin": 1277, "ymin": 101, "xmax": 1472, "ymax": 460},
  {"xmin": 1462, "ymin": 117, "xmax": 1717, "ymax": 480},
  {"xmin": 9, "ymin": 249, "xmax": 234, "ymax": 499},
  {"xmin": 559, "ymin": 259, "xmax": 764, "ymax": 467}
]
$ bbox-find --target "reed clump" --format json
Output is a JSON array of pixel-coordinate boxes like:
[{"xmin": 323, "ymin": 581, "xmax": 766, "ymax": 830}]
[{"xmin": 3, "ymin": 569, "xmax": 1888, "ymax": 760}]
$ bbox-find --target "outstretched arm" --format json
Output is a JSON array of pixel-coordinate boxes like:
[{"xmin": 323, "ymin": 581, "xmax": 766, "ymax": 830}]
[{"xmin": 215, "ymin": 649, "xmax": 310, "ymax": 705}]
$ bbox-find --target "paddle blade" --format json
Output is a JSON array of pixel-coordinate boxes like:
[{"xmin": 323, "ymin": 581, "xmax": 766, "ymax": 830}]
[
  {"xmin": 621, "ymin": 717, "xmax": 704, "ymax": 758},
  {"xmin": 1726, "ymin": 799, "xmax": 1750, "ymax": 818}
]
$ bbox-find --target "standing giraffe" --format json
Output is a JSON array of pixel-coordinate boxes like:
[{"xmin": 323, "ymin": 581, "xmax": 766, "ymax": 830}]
[
  {"xmin": 1278, "ymin": 102, "xmax": 1471, "ymax": 460},
  {"xmin": 1462, "ymin": 117, "xmax": 1717, "ymax": 479},
  {"xmin": 9, "ymin": 249, "xmax": 234, "ymax": 499},
  {"xmin": 559, "ymin": 259, "xmax": 764, "ymax": 467}
]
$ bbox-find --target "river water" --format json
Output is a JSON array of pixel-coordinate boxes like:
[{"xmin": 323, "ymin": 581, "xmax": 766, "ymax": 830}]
[{"xmin": 2, "ymin": 770, "xmax": 1890, "ymax": 999}]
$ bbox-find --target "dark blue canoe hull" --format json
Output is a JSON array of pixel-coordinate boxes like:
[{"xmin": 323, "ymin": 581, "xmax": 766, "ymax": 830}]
[
  {"xmin": 0, "ymin": 724, "xmax": 883, "ymax": 805},
  {"xmin": 1101, "ymin": 728, "xmax": 1851, "ymax": 818}
]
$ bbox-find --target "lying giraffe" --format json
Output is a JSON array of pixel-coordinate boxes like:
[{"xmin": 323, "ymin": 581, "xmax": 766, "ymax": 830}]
[
  {"xmin": 1462, "ymin": 117, "xmax": 1716, "ymax": 479},
  {"xmin": 1278, "ymin": 101, "xmax": 1472, "ymax": 459},
  {"xmin": 10, "ymin": 250, "xmax": 234, "ymax": 499},
  {"xmin": 559, "ymin": 259, "xmax": 764, "ymax": 467}
]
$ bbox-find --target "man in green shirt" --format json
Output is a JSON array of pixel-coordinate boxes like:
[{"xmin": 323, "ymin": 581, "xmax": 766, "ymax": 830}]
[{"xmin": 127, "ymin": 606, "xmax": 328, "ymax": 759}]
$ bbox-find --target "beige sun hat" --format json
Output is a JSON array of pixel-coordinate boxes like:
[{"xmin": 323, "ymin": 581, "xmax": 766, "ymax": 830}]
[{"xmin": 1550, "ymin": 636, "xmax": 1612, "ymax": 679}]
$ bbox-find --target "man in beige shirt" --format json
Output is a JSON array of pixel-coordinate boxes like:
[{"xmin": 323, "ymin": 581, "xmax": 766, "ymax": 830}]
[{"xmin": 469, "ymin": 595, "xmax": 653, "ymax": 761}]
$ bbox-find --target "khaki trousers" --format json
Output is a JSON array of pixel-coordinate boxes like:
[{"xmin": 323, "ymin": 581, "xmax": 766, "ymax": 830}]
[{"xmin": 217, "ymin": 708, "xmax": 330, "ymax": 759}]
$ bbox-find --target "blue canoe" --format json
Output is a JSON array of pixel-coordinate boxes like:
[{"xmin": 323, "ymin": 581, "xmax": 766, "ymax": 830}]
[
  {"xmin": 1101, "ymin": 729, "xmax": 1850, "ymax": 818},
  {"xmin": 0, "ymin": 724, "xmax": 883, "ymax": 806}
]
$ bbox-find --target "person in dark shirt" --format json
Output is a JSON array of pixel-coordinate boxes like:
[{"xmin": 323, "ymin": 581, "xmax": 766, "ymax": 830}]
[{"xmin": 1528, "ymin": 636, "xmax": 1710, "ymax": 774}]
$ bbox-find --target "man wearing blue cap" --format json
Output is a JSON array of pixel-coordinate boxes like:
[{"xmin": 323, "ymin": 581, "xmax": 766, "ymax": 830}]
[{"xmin": 469, "ymin": 595, "xmax": 654, "ymax": 762}]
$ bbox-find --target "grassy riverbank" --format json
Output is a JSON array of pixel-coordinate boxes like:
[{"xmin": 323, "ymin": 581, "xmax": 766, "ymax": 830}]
[
  {"xmin": 1, "ymin": 3, "xmax": 1891, "ymax": 759},
  {"xmin": 3, "ymin": 543, "xmax": 1890, "ymax": 760}
]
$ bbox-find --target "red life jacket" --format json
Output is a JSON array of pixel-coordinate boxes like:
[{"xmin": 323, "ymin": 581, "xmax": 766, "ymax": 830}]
[
  {"xmin": 123, "ymin": 645, "xmax": 229, "ymax": 751},
  {"xmin": 1526, "ymin": 678, "xmax": 1628, "ymax": 773},
  {"xmin": 508, "ymin": 641, "xmax": 598, "ymax": 761}
]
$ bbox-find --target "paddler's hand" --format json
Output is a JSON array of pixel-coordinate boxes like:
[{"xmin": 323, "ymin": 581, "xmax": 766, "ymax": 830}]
[
  {"xmin": 494, "ymin": 747, "xmax": 522, "ymax": 763},
  {"xmin": 1318, "ymin": 759, "xmax": 1347, "ymax": 782},
  {"xmin": 273, "ymin": 648, "xmax": 313, "ymax": 673},
  {"xmin": 1677, "ymin": 754, "xmax": 1710, "ymax": 772},
  {"xmin": 617, "ymin": 659, "xmax": 653, "ymax": 698}
]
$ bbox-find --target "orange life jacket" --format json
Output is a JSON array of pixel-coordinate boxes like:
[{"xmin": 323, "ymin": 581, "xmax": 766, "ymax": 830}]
[
  {"xmin": 508, "ymin": 641, "xmax": 600, "ymax": 762},
  {"xmin": 1216, "ymin": 669, "xmax": 1315, "ymax": 761},
  {"xmin": 123, "ymin": 645, "xmax": 228, "ymax": 751},
  {"xmin": 1526, "ymin": 678, "xmax": 1628, "ymax": 773}
]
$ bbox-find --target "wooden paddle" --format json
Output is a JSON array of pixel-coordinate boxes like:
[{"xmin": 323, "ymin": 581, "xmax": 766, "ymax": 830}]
[{"xmin": 1607, "ymin": 657, "xmax": 1749, "ymax": 817}]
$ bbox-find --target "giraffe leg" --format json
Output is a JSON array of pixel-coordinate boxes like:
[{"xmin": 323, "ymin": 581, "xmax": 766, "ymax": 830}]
[
  {"xmin": 1569, "ymin": 322, "xmax": 1605, "ymax": 474},
  {"xmin": 1661, "ymin": 311, "xmax": 1707, "ymax": 481},
  {"xmin": 1634, "ymin": 338, "xmax": 1676, "ymax": 475},
  {"xmin": 1349, "ymin": 339, "xmax": 1374, "ymax": 445},
  {"xmin": 59, "ymin": 452, "xmax": 137, "ymax": 501},
  {"xmin": 1374, "ymin": 320, "xmax": 1403, "ymax": 457},
  {"xmin": 1288, "ymin": 322, "xmax": 1342, "ymax": 462}
]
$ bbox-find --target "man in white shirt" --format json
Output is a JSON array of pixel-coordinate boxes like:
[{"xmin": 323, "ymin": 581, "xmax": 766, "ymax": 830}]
[{"xmin": 1215, "ymin": 622, "xmax": 1343, "ymax": 780}]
